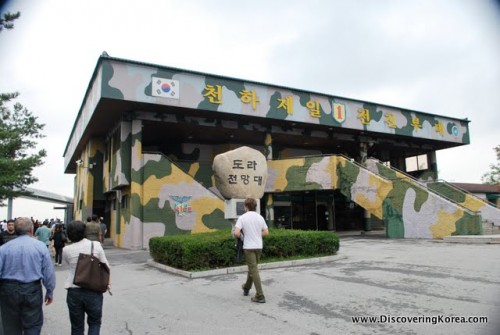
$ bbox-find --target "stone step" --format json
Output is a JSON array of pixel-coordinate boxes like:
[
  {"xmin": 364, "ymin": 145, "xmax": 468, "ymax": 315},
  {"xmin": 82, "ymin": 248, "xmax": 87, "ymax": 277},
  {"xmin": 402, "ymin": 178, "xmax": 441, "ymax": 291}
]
[
  {"xmin": 443, "ymin": 235, "xmax": 500, "ymax": 244},
  {"xmin": 482, "ymin": 222, "xmax": 500, "ymax": 235}
]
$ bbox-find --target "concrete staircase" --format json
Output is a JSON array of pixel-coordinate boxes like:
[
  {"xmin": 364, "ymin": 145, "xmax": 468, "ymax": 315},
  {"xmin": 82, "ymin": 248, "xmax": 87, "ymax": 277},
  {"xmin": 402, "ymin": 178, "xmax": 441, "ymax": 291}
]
[
  {"xmin": 483, "ymin": 221, "xmax": 500, "ymax": 235},
  {"xmin": 365, "ymin": 158, "xmax": 500, "ymax": 236},
  {"xmin": 443, "ymin": 234, "xmax": 500, "ymax": 244}
]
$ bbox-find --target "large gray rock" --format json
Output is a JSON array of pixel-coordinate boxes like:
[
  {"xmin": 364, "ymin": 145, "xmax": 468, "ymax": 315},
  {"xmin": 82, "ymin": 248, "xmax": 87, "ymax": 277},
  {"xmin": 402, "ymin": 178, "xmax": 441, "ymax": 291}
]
[{"xmin": 213, "ymin": 146, "xmax": 267, "ymax": 199}]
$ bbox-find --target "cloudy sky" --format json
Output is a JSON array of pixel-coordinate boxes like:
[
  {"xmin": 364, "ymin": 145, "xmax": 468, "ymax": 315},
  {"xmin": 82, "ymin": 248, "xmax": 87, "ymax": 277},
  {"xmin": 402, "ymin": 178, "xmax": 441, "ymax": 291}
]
[{"xmin": 1, "ymin": 0, "xmax": 499, "ymax": 220}]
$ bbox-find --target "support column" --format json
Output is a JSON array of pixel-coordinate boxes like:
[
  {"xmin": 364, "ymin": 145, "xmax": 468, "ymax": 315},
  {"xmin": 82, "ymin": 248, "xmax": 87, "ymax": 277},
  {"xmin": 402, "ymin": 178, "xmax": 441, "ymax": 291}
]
[
  {"xmin": 359, "ymin": 142, "xmax": 369, "ymax": 165},
  {"xmin": 115, "ymin": 191, "xmax": 121, "ymax": 247},
  {"xmin": 264, "ymin": 133, "xmax": 274, "ymax": 227},
  {"xmin": 427, "ymin": 151, "xmax": 438, "ymax": 180},
  {"xmin": 264, "ymin": 133, "xmax": 273, "ymax": 160},
  {"xmin": 130, "ymin": 120, "xmax": 144, "ymax": 249},
  {"xmin": 327, "ymin": 200, "xmax": 335, "ymax": 231},
  {"xmin": 7, "ymin": 197, "xmax": 13, "ymax": 220},
  {"xmin": 359, "ymin": 142, "xmax": 372, "ymax": 231},
  {"xmin": 265, "ymin": 194, "xmax": 274, "ymax": 228},
  {"xmin": 363, "ymin": 208, "xmax": 372, "ymax": 231}
]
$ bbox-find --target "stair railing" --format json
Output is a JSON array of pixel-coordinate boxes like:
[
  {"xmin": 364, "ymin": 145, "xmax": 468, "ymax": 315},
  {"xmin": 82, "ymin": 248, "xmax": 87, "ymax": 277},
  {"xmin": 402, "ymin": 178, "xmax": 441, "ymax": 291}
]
[
  {"xmin": 424, "ymin": 179, "xmax": 499, "ymax": 209},
  {"xmin": 365, "ymin": 157, "xmax": 480, "ymax": 215}
]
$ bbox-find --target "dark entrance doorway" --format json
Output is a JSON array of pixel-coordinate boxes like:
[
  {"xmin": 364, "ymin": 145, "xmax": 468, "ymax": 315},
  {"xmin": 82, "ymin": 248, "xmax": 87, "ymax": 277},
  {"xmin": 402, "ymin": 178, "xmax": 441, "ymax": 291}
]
[
  {"xmin": 332, "ymin": 190, "xmax": 364, "ymax": 231},
  {"xmin": 272, "ymin": 191, "xmax": 363, "ymax": 231}
]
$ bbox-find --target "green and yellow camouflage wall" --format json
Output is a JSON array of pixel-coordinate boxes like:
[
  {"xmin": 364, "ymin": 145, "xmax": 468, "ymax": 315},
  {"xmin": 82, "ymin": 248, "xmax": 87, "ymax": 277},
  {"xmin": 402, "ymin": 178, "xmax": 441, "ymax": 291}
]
[
  {"xmin": 74, "ymin": 139, "xmax": 105, "ymax": 220},
  {"xmin": 426, "ymin": 181, "xmax": 500, "ymax": 228},
  {"xmin": 266, "ymin": 155, "xmax": 482, "ymax": 238},
  {"xmin": 105, "ymin": 121, "xmax": 132, "ymax": 191},
  {"xmin": 106, "ymin": 120, "xmax": 229, "ymax": 249},
  {"xmin": 77, "ymin": 130, "xmax": 483, "ymax": 248}
]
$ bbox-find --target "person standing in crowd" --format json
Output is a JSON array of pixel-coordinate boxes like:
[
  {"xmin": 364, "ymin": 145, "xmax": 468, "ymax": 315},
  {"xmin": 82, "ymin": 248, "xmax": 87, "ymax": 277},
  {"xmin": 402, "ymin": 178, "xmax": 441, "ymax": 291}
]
[
  {"xmin": 0, "ymin": 217, "xmax": 56, "ymax": 334},
  {"xmin": 52, "ymin": 224, "xmax": 67, "ymax": 266},
  {"xmin": 100, "ymin": 217, "xmax": 107, "ymax": 246},
  {"xmin": 35, "ymin": 221, "xmax": 52, "ymax": 248},
  {"xmin": 233, "ymin": 198, "xmax": 269, "ymax": 303},
  {"xmin": 64, "ymin": 220, "xmax": 110, "ymax": 335},
  {"xmin": 0, "ymin": 218, "xmax": 17, "ymax": 334},
  {"xmin": 0, "ymin": 219, "xmax": 17, "ymax": 245},
  {"xmin": 33, "ymin": 217, "xmax": 40, "ymax": 234},
  {"xmin": 84, "ymin": 214, "xmax": 102, "ymax": 243}
]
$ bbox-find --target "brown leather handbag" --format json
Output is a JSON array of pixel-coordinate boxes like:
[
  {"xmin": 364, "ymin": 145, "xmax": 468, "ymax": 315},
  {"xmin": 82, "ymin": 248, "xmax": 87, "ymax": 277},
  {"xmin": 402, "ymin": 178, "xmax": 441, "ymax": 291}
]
[{"xmin": 73, "ymin": 241, "xmax": 110, "ymax": 293}]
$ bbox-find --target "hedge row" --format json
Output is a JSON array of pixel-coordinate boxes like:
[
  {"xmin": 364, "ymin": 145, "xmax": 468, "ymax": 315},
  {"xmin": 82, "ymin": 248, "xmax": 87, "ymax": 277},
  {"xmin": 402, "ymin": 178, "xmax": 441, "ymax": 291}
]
[{"xmin": 149, "ymin": 229, "xmax": 340, "ymax": 271}]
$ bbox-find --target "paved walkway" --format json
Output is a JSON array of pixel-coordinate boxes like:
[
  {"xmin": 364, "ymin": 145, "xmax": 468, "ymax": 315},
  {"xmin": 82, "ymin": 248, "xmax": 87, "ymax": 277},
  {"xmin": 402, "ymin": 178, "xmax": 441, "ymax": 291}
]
[{"xmin": 34, "ymin": 236, "xmax": 499, "ymax": 335}]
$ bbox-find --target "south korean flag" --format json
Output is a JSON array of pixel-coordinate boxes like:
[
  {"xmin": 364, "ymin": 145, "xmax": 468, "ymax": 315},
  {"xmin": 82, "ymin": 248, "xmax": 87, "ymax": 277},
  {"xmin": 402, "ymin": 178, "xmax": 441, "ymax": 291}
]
[{"xmin": 152, "ymin": 77, "xmax": 180, "ymax": 99}]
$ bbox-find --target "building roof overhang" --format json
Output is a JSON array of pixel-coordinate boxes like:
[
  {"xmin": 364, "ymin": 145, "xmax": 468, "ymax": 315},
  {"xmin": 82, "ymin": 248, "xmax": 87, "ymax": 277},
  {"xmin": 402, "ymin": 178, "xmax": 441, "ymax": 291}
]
[{"xmin": 64, "ymin": 55, "xmax": 471, "ymax": 174}]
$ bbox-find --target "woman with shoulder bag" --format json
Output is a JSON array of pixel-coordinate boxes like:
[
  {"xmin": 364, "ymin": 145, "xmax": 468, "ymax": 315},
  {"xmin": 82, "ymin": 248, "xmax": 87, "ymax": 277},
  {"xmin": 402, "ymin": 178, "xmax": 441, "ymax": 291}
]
[{"xmin": 63, "ymin": 220, "xmax": 111, "ymax": 335}]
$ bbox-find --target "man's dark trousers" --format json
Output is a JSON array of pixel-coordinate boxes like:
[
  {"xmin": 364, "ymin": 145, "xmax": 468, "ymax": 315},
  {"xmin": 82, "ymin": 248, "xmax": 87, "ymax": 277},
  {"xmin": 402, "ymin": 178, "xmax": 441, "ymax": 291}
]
[{"xmin": 0, "ymin": 280, "xmax": 44, "ymax": 335}]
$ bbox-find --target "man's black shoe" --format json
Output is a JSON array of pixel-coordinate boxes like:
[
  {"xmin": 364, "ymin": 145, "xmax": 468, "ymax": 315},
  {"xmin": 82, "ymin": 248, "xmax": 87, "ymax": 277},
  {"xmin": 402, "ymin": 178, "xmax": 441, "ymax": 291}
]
[{"xmin": 242, "ymin": 284, "xmax": 249, "ymax": 296}]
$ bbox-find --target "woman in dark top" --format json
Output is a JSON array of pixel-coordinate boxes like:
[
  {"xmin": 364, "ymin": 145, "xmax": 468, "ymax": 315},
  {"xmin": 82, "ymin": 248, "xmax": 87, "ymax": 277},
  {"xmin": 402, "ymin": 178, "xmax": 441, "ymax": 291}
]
[{"xmin": 52, "ymin": 224, "xmax": 67, "ymax": 266}]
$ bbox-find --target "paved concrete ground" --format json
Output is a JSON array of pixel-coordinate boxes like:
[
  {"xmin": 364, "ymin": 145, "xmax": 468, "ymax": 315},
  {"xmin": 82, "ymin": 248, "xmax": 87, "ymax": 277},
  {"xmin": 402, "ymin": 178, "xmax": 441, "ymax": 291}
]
[{"xmin": 33, "ymin": 236, "xmax": 500, "ymax": 335}]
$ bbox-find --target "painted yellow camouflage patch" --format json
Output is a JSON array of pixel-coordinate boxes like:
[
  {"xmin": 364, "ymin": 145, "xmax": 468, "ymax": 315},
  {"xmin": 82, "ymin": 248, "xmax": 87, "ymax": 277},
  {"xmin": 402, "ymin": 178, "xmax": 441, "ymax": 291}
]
[
  {"xmin": 354, "ymin": 175, "xmax": 393, "ymax": 219},
  {"xmin": 430, "ymin": 209, "xmax": 462, "ymax": 238},
  {"xmin": 267, "ymin": 158, "xmax": 305, "ymax": 192},
  {"xmin": 461, "ymin": 194, "xmax": 488, "ymax": 212},
  {"xmin": 190, "ymin": 198, "xmax": 223, "ymax": 233}
]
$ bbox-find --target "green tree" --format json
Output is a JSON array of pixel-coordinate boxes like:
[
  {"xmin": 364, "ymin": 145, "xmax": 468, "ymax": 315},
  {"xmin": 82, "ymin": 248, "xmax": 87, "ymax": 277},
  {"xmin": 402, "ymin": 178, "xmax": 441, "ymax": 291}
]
[
  {"xmin": 481, "ymin": 145, "xmax": 500, "ymax": 185},
  {"xmin": 0, "ymin": 93, "xmax": 46, "ymax": 205},
  {"xmin": 0, "ymin": 11, "xmax": 20, "ymax": 31},
  {"xmin": 0, "ymin": 11, "xmax": 46, "ymax": 206}
]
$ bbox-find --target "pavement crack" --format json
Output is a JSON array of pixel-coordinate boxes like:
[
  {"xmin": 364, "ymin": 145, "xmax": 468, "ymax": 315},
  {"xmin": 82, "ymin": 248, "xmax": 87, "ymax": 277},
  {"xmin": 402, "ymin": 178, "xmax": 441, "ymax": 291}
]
[
  {"xmin": 314, "ymin": 272, "xmax": 480, "ymax": 304},
  {"xmin": 124, "ymin": 321, "xmax": 133, "ymax": 335},
  {"xmin": 279, "ymin": 291, "xmax": 345, "ymax": 320},
  {"xmin": 336, "ymin": 261, "xmax": 500, "ymax": 285}
]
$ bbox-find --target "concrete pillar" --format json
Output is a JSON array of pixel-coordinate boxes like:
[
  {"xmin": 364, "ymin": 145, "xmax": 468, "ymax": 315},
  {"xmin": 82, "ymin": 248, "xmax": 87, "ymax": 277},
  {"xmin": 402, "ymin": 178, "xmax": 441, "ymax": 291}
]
[
  {"xmin": 427, "ymin": 151, "xmax": 438, "ymax": 180},
  {"xmin": 129, "ymin": 120, "xmax": 144, "ymax": 249},
  {"xmin": 265, "ymin": 133, "xmax": 273, "ymax": 160},
  {"xmin": 359, "ymin": 142, "xmax": 369, "ymax": 165},
  {"xmin": 264, "ymin": 133, "xmax": 274, "ymax": 227},
  {"xmin": 7, "ymin": 197, "xmax": 13, "ymax": 220},
  {"xmin": 265, "ymin": 193, "xmax": 275, "ymax": 228},
  {"xmin": 327, "ymin": 201, "xmax": 334, "ymax": 231},
  {"xmin": 364, "ymin": 209, "xmax": 372, "ymax": 231},
  {"xmin": 358, "ymin": 142, "xmax": 372, "ymax": 231}
]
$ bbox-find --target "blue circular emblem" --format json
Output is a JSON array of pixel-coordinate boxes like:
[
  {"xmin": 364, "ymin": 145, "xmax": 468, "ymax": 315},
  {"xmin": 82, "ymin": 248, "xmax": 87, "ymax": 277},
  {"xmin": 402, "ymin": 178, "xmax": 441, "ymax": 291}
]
[{"xmin": 452, "ymin": 126, "xmax": 459, "ymax": 137}]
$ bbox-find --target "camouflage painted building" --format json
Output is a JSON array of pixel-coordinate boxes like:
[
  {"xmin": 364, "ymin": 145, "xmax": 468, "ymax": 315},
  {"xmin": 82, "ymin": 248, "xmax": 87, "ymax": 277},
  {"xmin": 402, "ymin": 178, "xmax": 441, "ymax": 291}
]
[{"xmin": 64, "ymin": 54, "xmax": 500, "ymax": 249}]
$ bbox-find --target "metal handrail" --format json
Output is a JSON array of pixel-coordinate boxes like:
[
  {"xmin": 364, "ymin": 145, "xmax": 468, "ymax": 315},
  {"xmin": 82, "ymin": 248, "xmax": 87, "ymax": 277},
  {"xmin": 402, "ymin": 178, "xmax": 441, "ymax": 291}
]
[
  {"xmin": 366, "ymin": 156, "xmax": 426, "ymax": 184},
  {"xmin": 367, "ymin": 157, "xmax": 497, "ymax": 210},
  {"xmin": 365, "ymin": 157, "xmax": 480, "ymax": 214},
  {"xmin": 272, "ymin": 154, "xmax": 478, "ymax": 214},
  {"xmin": 424, "ymin": 179, "xmax": 499, "ymax": 209}
]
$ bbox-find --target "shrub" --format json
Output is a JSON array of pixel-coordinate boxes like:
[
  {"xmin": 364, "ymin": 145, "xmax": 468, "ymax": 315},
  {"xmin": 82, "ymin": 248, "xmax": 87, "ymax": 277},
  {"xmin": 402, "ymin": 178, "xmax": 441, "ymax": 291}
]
[{"xmin": 149, "ymin": 229, "xmax": 339, "ymax": 271}]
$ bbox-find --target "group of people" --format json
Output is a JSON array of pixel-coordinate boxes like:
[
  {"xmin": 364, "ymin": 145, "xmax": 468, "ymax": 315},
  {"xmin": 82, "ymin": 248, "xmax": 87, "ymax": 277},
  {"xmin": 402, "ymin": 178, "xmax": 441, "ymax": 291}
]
[
  {"xmin": 0, "ymin": 199, "xmax": 269, "ymax": 334},
  {"xmin": 0, "ymin": 215, "xmax": 111, "ymax": 335},
  {"xmin": 1, "ymin": 217, "xmax": 65, "ymax": 248},
  {"xmin": 85, "ymin": 214, "xmax": 107, "ymax": 245}
]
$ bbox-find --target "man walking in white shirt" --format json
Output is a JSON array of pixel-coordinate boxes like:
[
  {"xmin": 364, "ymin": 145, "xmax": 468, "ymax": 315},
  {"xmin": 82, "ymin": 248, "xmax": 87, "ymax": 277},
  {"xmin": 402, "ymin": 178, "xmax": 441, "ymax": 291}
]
[{"xmin": 233, "ymin": 198, "xmax": 269, "ymax": 303}]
